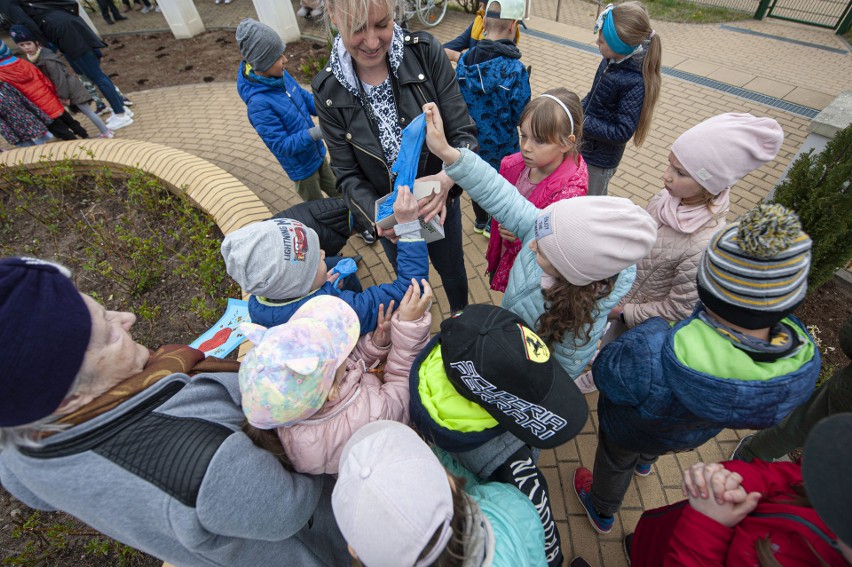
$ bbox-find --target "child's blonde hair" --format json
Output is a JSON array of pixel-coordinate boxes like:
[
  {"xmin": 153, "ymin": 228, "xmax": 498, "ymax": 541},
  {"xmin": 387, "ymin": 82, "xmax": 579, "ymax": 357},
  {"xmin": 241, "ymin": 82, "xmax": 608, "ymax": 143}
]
[
  {"xmin": 324, "ymin": 0, "xmax": 395, "ymax": 40},
  {"xmin": 611, "ymin": 1, "xmax": 661, "ymax": 147},
  {"xmin": 519, "ymin": 87, "xmax": 583, "ymax": 154}
]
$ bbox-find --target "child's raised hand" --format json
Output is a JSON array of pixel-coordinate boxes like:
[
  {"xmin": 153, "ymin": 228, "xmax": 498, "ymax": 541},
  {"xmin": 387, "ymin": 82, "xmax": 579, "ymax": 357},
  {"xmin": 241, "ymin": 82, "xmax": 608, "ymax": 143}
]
[
  {"xmin": 422, "ymin": 103, "xmax": 460, "ymax": 166},
  {"xmin": 398, "ymin": 279, "xmax": 432, "ymax": 322},
  {"xmin": 373, "ymin": 300, "xmax": 395, "ymax": 348},
  {"xmin": 393, "ymin": 185, "xmax": 419, "ymax": 225}
]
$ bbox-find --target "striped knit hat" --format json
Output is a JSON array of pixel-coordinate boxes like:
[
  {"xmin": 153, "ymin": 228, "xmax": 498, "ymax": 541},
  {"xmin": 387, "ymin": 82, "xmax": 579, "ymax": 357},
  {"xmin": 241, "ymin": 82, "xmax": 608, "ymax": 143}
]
[{"xmin": 697, "ymin": 203, "xmax": 811, "ymax": 329}]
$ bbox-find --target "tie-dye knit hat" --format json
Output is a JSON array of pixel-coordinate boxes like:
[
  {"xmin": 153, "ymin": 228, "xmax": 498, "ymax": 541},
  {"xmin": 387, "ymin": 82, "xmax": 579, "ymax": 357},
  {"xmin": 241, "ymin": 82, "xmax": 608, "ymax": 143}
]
[
  {"xmin": 238, "ymin": 295, "xmax": 359, "ymax": 428},
  {"xmin": 697, "ymin": 203, "xmax": 811, "ymax": 329}
]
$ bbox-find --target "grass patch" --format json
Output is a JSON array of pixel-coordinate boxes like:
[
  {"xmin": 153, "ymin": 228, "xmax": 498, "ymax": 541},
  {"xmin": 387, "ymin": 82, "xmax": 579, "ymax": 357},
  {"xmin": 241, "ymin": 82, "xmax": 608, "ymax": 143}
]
[
  {"xmin": 0, "ymin": 153, "xmax": 241, "ymax": 349},
  {"xmin": 581, "ymin": 0, "xmax": 754, "ymax": 24}
]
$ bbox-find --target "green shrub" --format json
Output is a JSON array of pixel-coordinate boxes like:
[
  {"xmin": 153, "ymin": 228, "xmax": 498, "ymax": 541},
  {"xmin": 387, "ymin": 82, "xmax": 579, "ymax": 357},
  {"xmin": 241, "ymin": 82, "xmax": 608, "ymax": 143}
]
[{"xmin": 770, "ymin": 124, "xmax": 852, "ymax": 291}]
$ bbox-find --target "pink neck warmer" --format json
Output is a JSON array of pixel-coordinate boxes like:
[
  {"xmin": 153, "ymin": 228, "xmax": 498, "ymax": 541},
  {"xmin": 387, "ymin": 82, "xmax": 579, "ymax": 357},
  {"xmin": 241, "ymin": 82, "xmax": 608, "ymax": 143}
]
[{"xmin": 652, "ymin": 188, "xmax": 730, "ymax": 234}]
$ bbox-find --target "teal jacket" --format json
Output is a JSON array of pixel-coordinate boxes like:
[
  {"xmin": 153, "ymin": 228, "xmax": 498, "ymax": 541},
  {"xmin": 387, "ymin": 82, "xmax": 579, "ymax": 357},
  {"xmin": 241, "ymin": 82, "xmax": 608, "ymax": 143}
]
[
  {"xmin": 445, "ymin": 148, "xmax": 636, "ymax": 379},
  {"xmin": 436, "ymin": 449, "xmax": 547, "ymax": 566}
]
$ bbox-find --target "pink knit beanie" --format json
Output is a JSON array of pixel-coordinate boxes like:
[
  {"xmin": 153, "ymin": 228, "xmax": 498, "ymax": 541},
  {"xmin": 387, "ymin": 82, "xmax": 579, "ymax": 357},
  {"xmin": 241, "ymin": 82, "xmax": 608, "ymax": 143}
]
[
  {"xmin": 671, "ymin": 113, "xmax": 784, "ymax": 195},
  {"xmin": 534, "ymin": 196, "xmax": 657, "ymax": 286}
]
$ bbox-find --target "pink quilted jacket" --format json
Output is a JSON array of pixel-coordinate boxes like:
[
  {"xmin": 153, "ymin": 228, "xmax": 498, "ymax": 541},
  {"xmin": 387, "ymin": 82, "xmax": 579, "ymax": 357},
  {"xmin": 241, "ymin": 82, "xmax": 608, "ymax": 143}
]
[
  {"xmin": 485, "ymin": 152, "xmax": 588, "ymax": 292},
  {"xmin": 619, "ymin": 191, "xmax": 727, "ymax": 328},
  {"xmin": 276, "ymin": 312, "xmax": 432, "ymax": 475}
]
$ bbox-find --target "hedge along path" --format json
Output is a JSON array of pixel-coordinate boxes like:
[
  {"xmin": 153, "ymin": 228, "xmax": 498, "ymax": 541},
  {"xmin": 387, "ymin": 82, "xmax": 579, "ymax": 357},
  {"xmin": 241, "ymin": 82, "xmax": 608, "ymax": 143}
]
[{"xmin": 0, "ymin": 139, "xmax": 271, "ymax": 360}]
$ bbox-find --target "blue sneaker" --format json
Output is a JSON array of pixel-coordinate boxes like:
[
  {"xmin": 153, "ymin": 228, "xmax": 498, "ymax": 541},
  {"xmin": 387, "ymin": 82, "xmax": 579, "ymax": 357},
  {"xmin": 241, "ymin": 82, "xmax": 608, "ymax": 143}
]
[
  {"xmin": 482, "ymin": 221, "xmax": 491, "ymax": 238},
  {"xmin": 473, "ymin": 219, "xmax": 487, "ymax": 234},
  {"xmin": 634, "ymin": 463, "xmax": 652, "ymax": 477},
  {"xmin": 573, "ymin": 467, "xmax": 614, "ymax": 534}
]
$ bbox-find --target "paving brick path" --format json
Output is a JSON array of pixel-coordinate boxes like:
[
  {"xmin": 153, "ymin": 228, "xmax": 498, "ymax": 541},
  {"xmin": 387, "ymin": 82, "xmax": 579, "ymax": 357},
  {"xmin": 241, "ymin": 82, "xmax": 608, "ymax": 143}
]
[{"xmin": 4, "ymin": 4, "xmax": 847, "ymax": 564}]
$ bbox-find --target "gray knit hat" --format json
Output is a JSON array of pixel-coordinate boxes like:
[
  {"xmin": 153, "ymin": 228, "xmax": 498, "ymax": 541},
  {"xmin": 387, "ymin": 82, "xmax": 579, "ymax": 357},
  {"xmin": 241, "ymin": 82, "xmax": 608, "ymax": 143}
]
[
  {"xmin": 697, "ymin": 203, "xmax": 811, "ymax": 329},
  {"xmin": 221, "ymin": 218, "xmax": 321, "ymax": 300},
  {"xmin": 236, "ymin": 18, "xmax": 285, "ymax": 73}
]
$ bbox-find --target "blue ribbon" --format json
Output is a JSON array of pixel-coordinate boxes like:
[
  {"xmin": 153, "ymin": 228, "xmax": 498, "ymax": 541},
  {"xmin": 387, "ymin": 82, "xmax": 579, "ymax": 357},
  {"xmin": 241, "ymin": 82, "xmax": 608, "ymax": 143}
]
[
  {"xmin": 602, "ymin": 10, "xmax": 636, "ymax": 56},
  {"xmin": 377, "ymin": 112, "xmax": 427, "ymax": 221}
]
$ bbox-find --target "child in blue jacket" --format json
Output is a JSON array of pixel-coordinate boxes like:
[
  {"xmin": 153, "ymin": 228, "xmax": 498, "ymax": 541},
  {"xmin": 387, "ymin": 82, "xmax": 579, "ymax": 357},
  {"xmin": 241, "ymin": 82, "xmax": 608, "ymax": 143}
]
[
  {"xmin": 573, "ymin": 203, "xmax": 821, "ymax": 536},
  {"xmin": 236, "ymin": 18, "xmax": 339, "ymax": 202},
  {"xmin": 455, "ymin": 0, "xmax": 530, "ymax": 234},
  {"xmin": 221, "ymin": 186, "xmax": 429, "ymax": 333}
]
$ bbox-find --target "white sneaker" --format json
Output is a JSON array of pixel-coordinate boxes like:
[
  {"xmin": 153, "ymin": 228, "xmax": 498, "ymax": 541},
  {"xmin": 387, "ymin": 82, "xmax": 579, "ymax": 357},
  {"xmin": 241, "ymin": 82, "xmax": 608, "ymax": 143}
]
[
  {"xmin": 310, "ymin": 7, "xmax": 323, "ymax": 16},
  {"xmin": 154, "ymin": 5, "xmax": 161, "ymax": 11},
  {"xmin": 296, "ymin": 5, "xmax": 309, "ymax": 16},
  {"xmin": 106, "ymin": 113, "xmax": 133, "ymax": 130},
  {"xmin": 575, "ymin": 370, "xmax": 598, "ymax": 394},
  {"xmin": 96, "ymin": 129, "xmax": 115, "ymax": 138},
  {"xmin": 141, "ymin": 5, "xmax": 151, "ymax": 12}
]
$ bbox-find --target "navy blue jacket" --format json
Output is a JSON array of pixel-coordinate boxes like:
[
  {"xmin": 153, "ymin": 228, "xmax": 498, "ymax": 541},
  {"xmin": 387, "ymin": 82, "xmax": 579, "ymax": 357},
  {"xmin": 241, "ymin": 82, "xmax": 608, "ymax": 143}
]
[
  {"xmin": 248, "ymin": 238, "xmax": 429, "ymax": 334},
  {"xmin": 580, "ymin": 51, "xmax": 645, "ymax": 169},
  {"xmin": 237, "ymin": 62, "xmax": 325, "ymax": 182},
  {"xmin": 594, "ymin": 308, "xmax": 820, "ymax": 455}
]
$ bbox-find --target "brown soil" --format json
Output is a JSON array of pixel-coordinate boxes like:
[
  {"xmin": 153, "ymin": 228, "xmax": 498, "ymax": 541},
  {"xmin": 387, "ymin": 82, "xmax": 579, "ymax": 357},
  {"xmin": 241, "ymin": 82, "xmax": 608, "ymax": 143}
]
[{"xmin": 100, "ymin": 29, "xmax": 329, "ymax": 90}]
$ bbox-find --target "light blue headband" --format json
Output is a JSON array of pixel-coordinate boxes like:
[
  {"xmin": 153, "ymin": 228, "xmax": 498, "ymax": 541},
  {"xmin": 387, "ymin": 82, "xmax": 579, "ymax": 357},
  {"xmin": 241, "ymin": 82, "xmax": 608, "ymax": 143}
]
[{"xmin": 602, "ymin": 8, "xmax": 636, "ymax": 55}]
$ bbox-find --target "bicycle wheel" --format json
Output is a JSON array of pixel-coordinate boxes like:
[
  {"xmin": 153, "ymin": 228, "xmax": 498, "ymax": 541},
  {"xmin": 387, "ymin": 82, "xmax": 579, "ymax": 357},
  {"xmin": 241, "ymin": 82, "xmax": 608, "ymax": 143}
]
[{"xmin": 416, "ymin": 0, "xmax": 447, "ymax": 27}]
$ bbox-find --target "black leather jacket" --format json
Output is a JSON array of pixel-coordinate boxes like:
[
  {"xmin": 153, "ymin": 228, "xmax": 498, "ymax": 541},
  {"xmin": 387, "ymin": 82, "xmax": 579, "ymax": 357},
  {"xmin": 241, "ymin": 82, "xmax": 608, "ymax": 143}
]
[{"xmin": 312, "ymin": 31, "xmax": 478, "ymax": 235}]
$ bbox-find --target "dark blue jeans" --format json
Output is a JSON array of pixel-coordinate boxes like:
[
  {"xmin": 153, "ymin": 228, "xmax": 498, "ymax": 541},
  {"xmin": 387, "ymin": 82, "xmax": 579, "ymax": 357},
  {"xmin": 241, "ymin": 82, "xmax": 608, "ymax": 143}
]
[
  {"xmin": 379, "ymin": 196, "xmax": 468, "ymax": 312},
  {"xmin": 68, "ymin": 50, "xmax": 124, "ymax": 114}
]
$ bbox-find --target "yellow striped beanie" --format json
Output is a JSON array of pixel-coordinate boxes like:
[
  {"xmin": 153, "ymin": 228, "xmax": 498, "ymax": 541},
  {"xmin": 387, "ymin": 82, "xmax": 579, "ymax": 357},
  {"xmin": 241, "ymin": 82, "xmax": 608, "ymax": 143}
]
[{"xmin": 697, "ymin": 203, "xmax": 811, "ymax": 329}]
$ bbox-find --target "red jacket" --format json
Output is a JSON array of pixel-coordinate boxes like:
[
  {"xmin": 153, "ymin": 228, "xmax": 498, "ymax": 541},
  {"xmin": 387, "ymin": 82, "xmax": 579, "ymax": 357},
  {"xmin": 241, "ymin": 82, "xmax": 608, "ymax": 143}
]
[
  {"xmin": 0, "ymin": 57, "xmax": 64, "ymax": 119},
  {"xmin": 485, "ymin": 151, "xmax": 588, "ymax": 292},
  {"xmin": 631, "ymin": 460, "xmax": 846, "ymax": 566}
]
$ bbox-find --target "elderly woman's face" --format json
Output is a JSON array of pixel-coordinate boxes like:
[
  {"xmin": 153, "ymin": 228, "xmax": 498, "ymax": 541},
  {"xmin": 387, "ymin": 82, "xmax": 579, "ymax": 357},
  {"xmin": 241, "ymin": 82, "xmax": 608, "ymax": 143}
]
[
  {"xmin": 79, "ymin": 294, "xmax": 149, "ymax": 385},
  {"xmin": 336, "ymin": 1, "xmax": 394, "ymax": 79}
]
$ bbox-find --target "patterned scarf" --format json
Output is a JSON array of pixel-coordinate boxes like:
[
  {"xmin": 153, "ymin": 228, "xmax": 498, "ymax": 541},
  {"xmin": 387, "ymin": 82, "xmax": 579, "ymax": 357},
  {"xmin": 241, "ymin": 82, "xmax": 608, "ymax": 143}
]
[
  {"xmin": 53, "ymin": 345, "xmax": 240, "ymax": 429},
  {"xmin": 329, "ymin": 25, "xmax": 405, "ymax": 164}
]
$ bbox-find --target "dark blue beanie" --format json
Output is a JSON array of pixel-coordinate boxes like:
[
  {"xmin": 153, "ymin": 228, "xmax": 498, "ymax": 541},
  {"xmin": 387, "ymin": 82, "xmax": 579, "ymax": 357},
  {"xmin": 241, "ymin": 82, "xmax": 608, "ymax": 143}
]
[
  {"xmin": 9, "ymin": 25, "xmax": 38, "ymax": 45},
  {"xmin": 0, "ymin": 257, "xmax": 92, "ymax": 427}
]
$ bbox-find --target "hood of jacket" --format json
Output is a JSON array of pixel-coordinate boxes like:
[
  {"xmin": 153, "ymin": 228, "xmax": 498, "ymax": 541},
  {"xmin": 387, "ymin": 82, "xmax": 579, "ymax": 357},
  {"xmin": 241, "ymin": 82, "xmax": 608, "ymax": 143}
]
[
  {"xmin": 456, "ymin": 41, "xmax": 523, "ymax": 96},
  {"xmin": 408, "ymin": 334, "xmax": 503, "ymax": 452},
  {"xmin": 663, "ymin": 312, "xmax": 820, "ymax": 429},
  {"xmin": 237, "ymin": 61, "xmax": 282, "ymax": 104}
]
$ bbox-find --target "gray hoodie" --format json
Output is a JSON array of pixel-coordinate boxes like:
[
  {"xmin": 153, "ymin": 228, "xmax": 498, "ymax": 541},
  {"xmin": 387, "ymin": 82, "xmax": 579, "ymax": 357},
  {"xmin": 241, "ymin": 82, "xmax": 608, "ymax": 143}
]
[{"xmin": 0, "ymin": 373, "xmax": 350, "ymax": 567}]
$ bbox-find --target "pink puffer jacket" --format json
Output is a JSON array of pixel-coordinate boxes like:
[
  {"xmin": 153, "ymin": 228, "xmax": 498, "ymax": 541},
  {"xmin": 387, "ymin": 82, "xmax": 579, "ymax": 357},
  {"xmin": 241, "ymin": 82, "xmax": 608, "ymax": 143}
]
[{"xmin": 277, "ymin": 312, "xmax": 432, "ymax": 475}]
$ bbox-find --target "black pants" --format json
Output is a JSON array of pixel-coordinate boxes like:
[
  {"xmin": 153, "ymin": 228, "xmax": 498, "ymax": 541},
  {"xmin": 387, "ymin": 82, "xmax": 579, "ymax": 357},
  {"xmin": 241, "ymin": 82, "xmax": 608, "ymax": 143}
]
[
  {"xmin": 47, "ymin": 111, "xmax": 89, "ymax": 140},
  {"xmin": 492, "ymin": 446, "xmax": 563, "ymax": 567},
  {"xmin": 97, "ymin": 0, "xmax": 121, "ymax": 19},
  {"xmin": 590, "ymin": 428, "xmax": 658, "ymax": 517},
  {"xmin": 472, "ymin": 199, "xmax": 489, "ymax": 226}
]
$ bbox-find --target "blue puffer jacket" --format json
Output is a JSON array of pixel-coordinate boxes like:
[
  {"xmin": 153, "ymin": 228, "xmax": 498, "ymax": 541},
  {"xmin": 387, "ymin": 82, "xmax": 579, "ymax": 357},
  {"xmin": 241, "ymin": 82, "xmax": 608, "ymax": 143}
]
[
  {"xmin": 456, "ymin": 40, "xmax": 530, "ymax": 170},
  {"xmin": 248, "ymin": 238, "xmax": 429, "ymax": 333},
  {"xmin": 594, "ymin": 308, "xmax": 820, "ymax": 455},
  {"xmin": 445, "ymin": 148, "xmax": 636, "ymax": 379},
  {"xmin": 580, "ymin": 49, "xmax": 646, "ymax": 169},
  {"xmin": 237, "ymin": 62, "xmax": 325, "ymax": 181}
]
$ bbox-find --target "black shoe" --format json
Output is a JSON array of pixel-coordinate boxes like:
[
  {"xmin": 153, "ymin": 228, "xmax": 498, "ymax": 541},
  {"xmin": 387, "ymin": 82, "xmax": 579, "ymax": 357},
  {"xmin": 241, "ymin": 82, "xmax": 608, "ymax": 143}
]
[
  {"xmin": 624, "ymin": 533, "xmax": 634, "ymax": 566},
  {"xmin": 115, "ymin": 14, "xmax": 128, "ymax": 20},
  {"xmin": 356, "ymin": 229, "xmax": 376, "ymax": 245},
  {"xmin": 104, "ymin": 17, "xmax": 115, "ymax": 23}
]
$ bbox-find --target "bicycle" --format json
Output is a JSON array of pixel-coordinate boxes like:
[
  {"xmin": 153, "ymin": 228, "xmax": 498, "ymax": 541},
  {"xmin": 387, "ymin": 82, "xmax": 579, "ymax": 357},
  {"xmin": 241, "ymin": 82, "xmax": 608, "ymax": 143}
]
[{"xmin": 393, "ymin": 0, "xmax": 447, "ymax": 27}]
